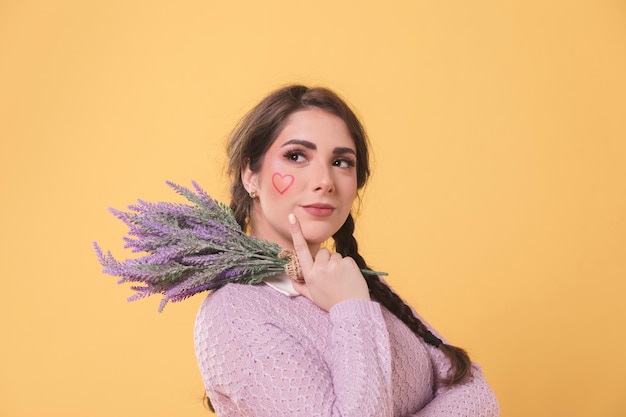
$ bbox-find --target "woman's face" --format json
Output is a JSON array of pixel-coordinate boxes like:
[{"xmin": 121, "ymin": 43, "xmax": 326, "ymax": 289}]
[{"xmin": 243, "ymin": 108, "xmax": 358, "ymax": 253}]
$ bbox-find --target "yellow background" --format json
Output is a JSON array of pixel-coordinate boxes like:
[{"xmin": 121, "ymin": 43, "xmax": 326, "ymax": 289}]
[{"xmin": 2, "ymin": 1, "xmax": 625, "ymax": 416}]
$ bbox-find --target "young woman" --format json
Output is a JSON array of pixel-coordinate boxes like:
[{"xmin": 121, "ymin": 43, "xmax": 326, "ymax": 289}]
[{"xmin": 194, "ymin": 85, "xmax": 499, "ymax": 416}]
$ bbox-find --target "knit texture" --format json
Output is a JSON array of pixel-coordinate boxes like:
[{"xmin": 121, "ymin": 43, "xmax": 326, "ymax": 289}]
[{"xmin": 194, "ymin": 282, "xmax": 499, "ymax": 416}]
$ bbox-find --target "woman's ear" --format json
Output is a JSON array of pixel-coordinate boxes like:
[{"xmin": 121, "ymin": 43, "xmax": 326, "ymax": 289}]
[{"xmin": 241, "ymin": 159, "xmax": 258, "ymax": 195}]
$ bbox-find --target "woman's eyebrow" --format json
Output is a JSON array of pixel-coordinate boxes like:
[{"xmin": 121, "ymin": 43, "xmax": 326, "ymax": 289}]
[
  {"xmin": 281, "ymin": 139, "xmax": 316, "ymax": 150},
  {"xmin": 333, "ymin": 147, "xmax": 356, "ymax": 156},
  {"xmin": 281, "ymin": 139, "xmax": 356, "ymax": 156}
]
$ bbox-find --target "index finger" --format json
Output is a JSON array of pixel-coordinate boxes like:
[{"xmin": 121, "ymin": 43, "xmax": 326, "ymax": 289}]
[{"xmin": 288, "ymin": 213, "xmax": 313, "ymax": 274}]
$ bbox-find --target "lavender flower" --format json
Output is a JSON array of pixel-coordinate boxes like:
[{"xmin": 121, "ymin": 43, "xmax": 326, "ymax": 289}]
[
  {"xmin": 95, "ymin": 181, "xmax": 386, "ymax": 312},
  {"xmin": 94, "ymin": 181, "xmax": 287, "ymax": 311}
]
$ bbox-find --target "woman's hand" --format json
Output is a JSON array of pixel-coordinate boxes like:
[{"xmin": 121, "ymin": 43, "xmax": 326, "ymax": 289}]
[{"xmin": 288, "ymin": 213, "xmax": 370, "ymax": 311}]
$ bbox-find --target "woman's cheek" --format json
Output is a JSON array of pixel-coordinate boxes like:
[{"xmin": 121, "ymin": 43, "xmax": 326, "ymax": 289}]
[{"xmin": 271, "ymin": 172, "xmax": 295, "ymax": 195}]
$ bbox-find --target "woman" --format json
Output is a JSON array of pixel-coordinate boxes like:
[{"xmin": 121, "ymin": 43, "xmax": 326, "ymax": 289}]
[{"xmin": 194, "ymin": 85, "xmax": 499, "ymax": 416}]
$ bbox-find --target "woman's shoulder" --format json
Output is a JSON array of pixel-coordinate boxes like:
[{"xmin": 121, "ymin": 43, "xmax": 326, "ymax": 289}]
[
  {"xmin": 200, "ymin": 282, "xmax": 276, "ymax": 314},
  {"xmin": 196, "ymin": 282, "xmax": 308, "ymax": 326},
  {"xmin": 194, "ymin": 283, "xmax": 279, "ymax": 349},
  {"xmin": 194, "ymin": 282, "xmax": 332, "ymax": 358},
  {"xmin": 195, "ymin": 281, "xmax": 330, "ymax": 340}
]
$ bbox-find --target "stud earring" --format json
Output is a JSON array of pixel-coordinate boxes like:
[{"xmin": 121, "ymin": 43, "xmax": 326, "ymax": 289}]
[{"xmin": 249, "ymin": 190, "xmax": 257, "ymax": 199}]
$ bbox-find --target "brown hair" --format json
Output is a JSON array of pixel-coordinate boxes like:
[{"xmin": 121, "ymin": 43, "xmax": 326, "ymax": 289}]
[{"xmin": 210, "ymin": 85, "xmax": 470, "ymax": 411}]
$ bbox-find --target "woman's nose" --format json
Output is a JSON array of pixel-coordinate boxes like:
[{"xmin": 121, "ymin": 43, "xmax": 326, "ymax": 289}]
[{"xmin": 312, "ymin": 164, "xmax": 334, "ymax": 193}]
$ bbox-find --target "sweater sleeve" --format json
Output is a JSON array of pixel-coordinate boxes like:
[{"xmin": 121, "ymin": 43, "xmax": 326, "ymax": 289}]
[
  {"xmin": 195, "ymin": 294, "xmax": 394, "ymax": 417},
  {"xmin": 409, "ymin": 316, "xmax": 500, "ymax": 417},
  {"xmin": 411, "ymin": 363, "xmax": 499, "ymax": 417}
]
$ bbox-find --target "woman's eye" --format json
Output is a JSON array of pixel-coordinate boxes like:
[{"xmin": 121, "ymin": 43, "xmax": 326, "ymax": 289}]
[
  {"xmin": 333, "ymin": 158, "xmax": 356, "ymax": 168},
  {"xmin": 284, "ymin": 150, "xmax": 306, "ymax": 163}
]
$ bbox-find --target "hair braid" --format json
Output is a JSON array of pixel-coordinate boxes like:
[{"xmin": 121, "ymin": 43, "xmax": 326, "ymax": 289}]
[{"xmin": 333, "ymin": 214, "xmax": 472, "ymax": 386}]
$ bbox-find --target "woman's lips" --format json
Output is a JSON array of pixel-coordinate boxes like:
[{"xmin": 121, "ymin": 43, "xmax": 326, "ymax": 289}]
[{"xmin": 301, "ymin": 204, "xmax": 335, "ymax": 217}]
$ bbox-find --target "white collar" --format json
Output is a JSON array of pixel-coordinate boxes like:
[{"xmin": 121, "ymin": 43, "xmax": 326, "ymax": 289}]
[{"xmin": 263, "ymin": 273, "xmax": 300, "ymax": 297}]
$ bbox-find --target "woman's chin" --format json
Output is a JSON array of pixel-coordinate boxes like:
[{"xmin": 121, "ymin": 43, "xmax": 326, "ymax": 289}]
[{"xmin": 300, "ymin": 229, "xmax": 339, "ymax": 247}]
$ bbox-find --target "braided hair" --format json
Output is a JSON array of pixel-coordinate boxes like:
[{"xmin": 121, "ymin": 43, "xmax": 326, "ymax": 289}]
[{"xmin": 333, "ymin": 213, "xmax": 472, "ymax": 386}]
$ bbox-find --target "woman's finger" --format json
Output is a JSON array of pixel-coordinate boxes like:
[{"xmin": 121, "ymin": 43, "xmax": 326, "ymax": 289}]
[
  {"xmin": 291, "ymin": 280, "xmax": 312, "ymax": 299},
  {"xmin": 288, "ymin": 213, "xmax": 313, "ymax": 273},
  {"xmin": 329, "ymin": 252, "xmax": 343, "ymax": 261}
]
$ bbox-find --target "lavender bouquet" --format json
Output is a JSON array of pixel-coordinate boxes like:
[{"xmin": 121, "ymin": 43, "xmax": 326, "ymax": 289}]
[{"xmin": 95, "ymin": 181, "xmax": 385, "ymax": 312}]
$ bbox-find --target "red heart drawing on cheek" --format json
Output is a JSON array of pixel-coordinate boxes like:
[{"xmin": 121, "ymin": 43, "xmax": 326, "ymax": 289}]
[{"xmin": 272, "ymin": 173, "xmax": 294, "ymax": 195}]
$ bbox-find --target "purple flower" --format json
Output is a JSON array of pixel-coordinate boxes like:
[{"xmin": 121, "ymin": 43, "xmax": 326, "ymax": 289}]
[{"xmin": 94, "ymin": 182, "xmax": 286, "ymax": 311}]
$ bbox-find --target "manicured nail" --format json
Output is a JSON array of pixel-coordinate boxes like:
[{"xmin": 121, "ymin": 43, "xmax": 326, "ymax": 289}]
[{"xmin": 288, "ymin": 213, "xmax": 296, "ymax": 225}]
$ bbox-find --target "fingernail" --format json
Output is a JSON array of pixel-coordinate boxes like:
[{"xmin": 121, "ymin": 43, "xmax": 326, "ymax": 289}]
[{"xmin": 288, "ymin": 213, "xmax": 296, "ymax": 225}]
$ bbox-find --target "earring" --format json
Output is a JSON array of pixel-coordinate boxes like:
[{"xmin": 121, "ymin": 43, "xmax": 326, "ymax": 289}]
[{"xmin": 249, "ymin": 190, "xmax": 257, "ymax": 199}]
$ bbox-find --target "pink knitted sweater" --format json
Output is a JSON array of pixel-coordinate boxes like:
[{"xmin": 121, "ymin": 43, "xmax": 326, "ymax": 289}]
[{"xmin": 194, "ymin": 282, "xmax": 499, "ymax": 416}]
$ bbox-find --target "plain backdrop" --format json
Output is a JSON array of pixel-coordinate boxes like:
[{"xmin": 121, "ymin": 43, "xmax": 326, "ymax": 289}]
[{"xmin": 1, "ymin": 1, "xmax": 625, "ymax": 416}]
